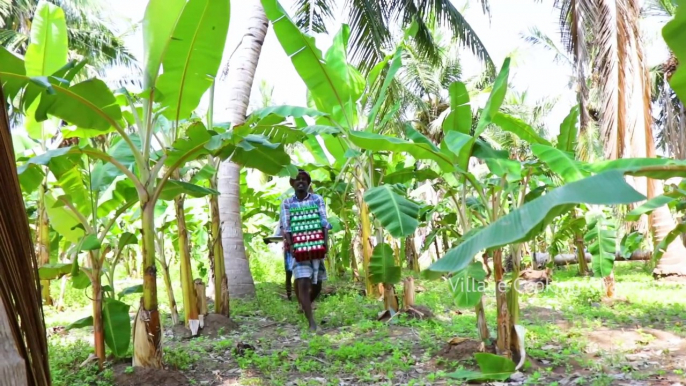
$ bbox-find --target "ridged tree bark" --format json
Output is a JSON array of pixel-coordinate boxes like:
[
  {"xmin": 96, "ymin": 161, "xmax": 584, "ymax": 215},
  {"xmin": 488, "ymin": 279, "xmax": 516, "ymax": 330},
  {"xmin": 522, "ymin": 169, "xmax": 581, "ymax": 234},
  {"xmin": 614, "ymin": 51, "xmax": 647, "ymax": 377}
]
[{"xmin": 218, "ymin": 0, "xmax": 269, "ymax": 298}]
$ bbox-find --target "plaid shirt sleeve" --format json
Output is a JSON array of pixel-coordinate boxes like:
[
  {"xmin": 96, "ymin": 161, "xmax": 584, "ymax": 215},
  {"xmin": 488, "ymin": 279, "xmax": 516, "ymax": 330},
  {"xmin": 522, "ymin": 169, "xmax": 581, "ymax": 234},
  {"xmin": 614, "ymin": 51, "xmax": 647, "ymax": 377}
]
[
  {"xmin": 280, "ymin": 199, "xmax": 291, "ymax": 233},
  {"xmin": 315, "ymin": 195, "xmax": 331, "ymax": 230}
]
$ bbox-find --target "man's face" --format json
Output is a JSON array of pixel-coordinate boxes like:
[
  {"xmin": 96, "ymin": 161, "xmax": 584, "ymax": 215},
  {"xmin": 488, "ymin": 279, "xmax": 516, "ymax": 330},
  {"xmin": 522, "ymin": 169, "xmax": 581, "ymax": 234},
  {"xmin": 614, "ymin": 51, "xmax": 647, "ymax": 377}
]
[{"xmin": 292, "ymin": 173, "xmax": 310, "ymax": 192}]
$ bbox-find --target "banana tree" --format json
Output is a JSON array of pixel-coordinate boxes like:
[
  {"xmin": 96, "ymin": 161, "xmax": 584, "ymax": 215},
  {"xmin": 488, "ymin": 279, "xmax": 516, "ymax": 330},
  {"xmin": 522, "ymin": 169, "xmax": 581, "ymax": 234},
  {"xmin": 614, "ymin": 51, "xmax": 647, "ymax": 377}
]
[
  {"xmin": 20, "ymin": 154, "xmax": 139, "ymax": 368},
  {"xmin": 11, "ymin": 1, "xmax": 68, "ymax": 306},
  {"xmin": 425, "ymin": 157, "xmax": 686, "ymax": 366},
  {"xmin": 260, "ymin": 0, "xmax": 432, "ymax": 299},
  {"xmin": 2, "ymin": 0, "xmax": 292, "ymax": 368}
]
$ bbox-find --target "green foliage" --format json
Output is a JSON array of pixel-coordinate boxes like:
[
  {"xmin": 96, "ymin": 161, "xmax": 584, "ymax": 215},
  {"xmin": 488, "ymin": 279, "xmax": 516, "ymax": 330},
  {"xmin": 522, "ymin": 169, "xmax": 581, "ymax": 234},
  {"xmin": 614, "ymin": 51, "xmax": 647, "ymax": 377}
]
[
  {"xmin": 261, "ymin": 0, "xmax": 355, "ymax": 120},
  {"xmin": 620, "ymin": 231, "xmax": 645, "ymax": 259},
  {"xmin": 556, "ymin": 105, "xmax": 580, "ymax": 153},
  {"xmin": 363, "ymin": 184, "xmax": 420, "ymax": 238},
  {"xmin": 24, "ymin": 1, "xmax": 68, "ymax": 77},
  {"xmin": 117, "ymin": 285, "xmax": 143, "ymax": 300},
  {"xmin": 427, "ymin": 171, "xmax": 645, "ymax": 275},
  {"xmin": 348, "ymin": 130, "xmax": 453, "ymax": 172},
  {"xmin": 38, "ymin": 263, "xmax": 72, "ymax": 280},
  {"xmin": 443, "ymin": 81, "xmax": 471, "ymax": 134},
  {"xmin": 585, "ymin": 210, "xmax": 617, "ymax": 277},
  {"xmin": 626, "ymin": 194, "xmax": 679, "ymax": 221},
  {"xmin": 492, "ymin": 112, "xmax": 550, "ymax": 146},
  {"xmin": 445, "ymin": 353, "xmax": 516, "ymax": 382},
  {"xmin": 102, "ymin": 298, "xmax": 131, "ymax": 358},
  {"xmin": 662, "ymin": 0, "xmax": 686, "ymax": 101},
  {"xmin": 156, "ymin": 0, "xmax": 230, "ymax": 121},
  {"xmin": 448, "ymin": 261, "xmax": 487, "ymax": 308},
  {"xmin": 531, "ymin": 144, "xmax": 586, "ymax": 183},
  {"xmin": 369, "ymin": 243, "xmax": 401, "ymax": 285}
]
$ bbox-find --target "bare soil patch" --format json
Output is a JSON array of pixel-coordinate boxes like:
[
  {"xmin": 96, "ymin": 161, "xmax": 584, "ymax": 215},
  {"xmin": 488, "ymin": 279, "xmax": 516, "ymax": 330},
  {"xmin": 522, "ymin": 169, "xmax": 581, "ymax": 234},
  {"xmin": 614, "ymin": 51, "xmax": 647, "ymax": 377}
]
[{"xmin": 112, "ymin": 363, "xmax": 188, "ymax": 386}]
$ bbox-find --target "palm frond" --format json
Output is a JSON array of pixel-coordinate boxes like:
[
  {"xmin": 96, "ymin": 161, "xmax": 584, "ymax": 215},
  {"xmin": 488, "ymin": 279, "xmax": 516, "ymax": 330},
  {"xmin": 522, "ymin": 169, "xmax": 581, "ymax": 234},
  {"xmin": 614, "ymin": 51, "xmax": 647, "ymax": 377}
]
[
  {"xmin": 520, "ymin": 26, "xmax": 573, "ymax": 66},
  {"xmin": 293, "ymin": 0, "xmax": 336, "ymax": 34},
  {"xmin": 344, "ymin": 0, "xmax": 392, "ymax": 74},
  {"xmin": 595, "ymin": 0, "xmax": 620, "ymax": 159},
  {"xmin": 340, "ymin": 0, "xmax": 493, "ymax": 75},
  {"xmin": 643, "ymin": 0, "xmax": 677, "ymax": 17}
]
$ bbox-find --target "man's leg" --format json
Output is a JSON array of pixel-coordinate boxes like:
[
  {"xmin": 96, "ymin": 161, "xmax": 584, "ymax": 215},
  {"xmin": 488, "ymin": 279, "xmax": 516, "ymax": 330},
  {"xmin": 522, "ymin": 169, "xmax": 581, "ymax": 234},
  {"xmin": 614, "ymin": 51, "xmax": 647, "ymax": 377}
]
[
  {"xmin": 285, "ymin": 270, "xmax": 293, "ymax": 300},
  {"xmin": 293, "ymin": 262, "xmax": 317, "ymax": 331},
  {"xmin": 310, "ymin": 260, "xmax": 327, "ymax": 303},
  {"xmin": 296, "ymin": 278, "xmax": 316, "ymax": 331},
  {"xmin": 285, "ymin": 251, "xmax": 295, "ymax": 300}
]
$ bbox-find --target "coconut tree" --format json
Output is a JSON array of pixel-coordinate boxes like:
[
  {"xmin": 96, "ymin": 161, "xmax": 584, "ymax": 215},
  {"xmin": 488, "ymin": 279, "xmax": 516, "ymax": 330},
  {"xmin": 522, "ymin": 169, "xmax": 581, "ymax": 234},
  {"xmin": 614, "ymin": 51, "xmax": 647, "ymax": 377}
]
[
  {"xmin": 554, "ymin": 0, "xmax": 686, "ymax": 277},
  {"xmin": 217, "ymin": 0, "xmax": 270, "ymax": 299},
  {"xmin": 292, "ymin": 0, "xmax": 494, "ymax": 75}
]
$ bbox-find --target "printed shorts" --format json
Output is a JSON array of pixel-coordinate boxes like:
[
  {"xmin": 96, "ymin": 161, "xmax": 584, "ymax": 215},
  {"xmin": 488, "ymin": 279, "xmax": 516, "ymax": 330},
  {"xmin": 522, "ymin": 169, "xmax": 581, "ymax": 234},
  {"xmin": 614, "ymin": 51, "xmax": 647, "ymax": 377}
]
[{"xmin": 293, "ymin": 259, "xmax": 327, "ymax": 281}]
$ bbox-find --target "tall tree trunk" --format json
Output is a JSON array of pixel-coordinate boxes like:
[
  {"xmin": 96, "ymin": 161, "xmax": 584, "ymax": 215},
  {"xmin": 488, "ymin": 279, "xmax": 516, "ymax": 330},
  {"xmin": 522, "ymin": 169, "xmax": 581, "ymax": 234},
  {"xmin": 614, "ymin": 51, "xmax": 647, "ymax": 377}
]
[
  {"xmin": 628, "ymin": 0, "xmax": 686, "ymax": 277},
  {"xmin": 597, "ymin": 0, "xmax": 621, "ymax": 160},
  {"xmin": 173, "ymin": 189, "xmax": 199, "ymax": 332},
  {"xmin": 0, "ymin": 296, "xmax": 28, "ymax": 386},
  {"xmin": 217, "ymin": 0, "xmax": 268, "ymax": 299}
]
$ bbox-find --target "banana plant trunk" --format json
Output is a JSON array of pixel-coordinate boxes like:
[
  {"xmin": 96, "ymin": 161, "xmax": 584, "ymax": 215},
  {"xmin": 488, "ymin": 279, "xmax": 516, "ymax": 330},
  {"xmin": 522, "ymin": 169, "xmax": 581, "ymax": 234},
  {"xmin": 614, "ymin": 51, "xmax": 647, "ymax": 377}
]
[
  {"xmin": 159, "ymin": 255, "xmax": 180, "ymax": 326},
  {"xmin": 217, "ymin": 0, "xmax": 269, "ymax": 299},
  {"xmin": 210, "ymin": 177, "xmax": 229, "ymax": 316},
  {"xmin": 383, "ymin": 284, "xmax": 399, "ymax": 313},
  {"xmin": 36, "ymin": 183, "xmax": 52, "ymax": 306},
  {"xmin": 573, "ymin": 233, "xmax": 589, "ymax": 275},
  {"xmin": 89, "ymin": 255, "xmax": 105, "ymax": 369},
  {"xmin": 493, "ymin": 248, "xmax": 511, "ymax": 358},
  {"xmin": 132, "ymin": 201, "xmax": 162, "ymax": 368},
  {"xmin": 356, "ymin": 182, "xmax": 376, "ymax": 298},
  {"xmin": 173, "ymin": 191, "xmax": 199, "ymax": 332},
  {"xmin": 507, "ymin": 244, "xmax": 522, "ymax": 364},
  {"xmin": 351, "ymin": 233, "xmax": 360, "ymax": 282}
]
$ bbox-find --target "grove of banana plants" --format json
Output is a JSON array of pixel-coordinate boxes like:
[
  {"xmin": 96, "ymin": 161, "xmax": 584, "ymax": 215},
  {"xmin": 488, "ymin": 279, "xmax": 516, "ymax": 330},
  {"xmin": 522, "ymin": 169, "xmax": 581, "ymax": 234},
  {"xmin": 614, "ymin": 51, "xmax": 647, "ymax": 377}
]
[{"xmin": 2, "ymin": 0, "xmax": 686, "ymax": 385}]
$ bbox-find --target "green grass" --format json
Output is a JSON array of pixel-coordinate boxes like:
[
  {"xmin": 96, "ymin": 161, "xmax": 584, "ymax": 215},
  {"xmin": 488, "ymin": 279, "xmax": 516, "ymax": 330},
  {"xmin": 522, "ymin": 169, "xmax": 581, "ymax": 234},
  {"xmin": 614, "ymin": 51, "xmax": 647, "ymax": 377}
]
[{"xmin": 45, "ymin": 254, "xmax": 686, "ymax": 386}]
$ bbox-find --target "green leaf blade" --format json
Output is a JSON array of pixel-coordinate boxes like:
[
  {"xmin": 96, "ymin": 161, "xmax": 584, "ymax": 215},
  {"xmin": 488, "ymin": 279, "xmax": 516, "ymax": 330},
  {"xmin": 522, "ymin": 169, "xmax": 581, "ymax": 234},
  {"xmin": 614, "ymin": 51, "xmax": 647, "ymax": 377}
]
[
  {"xmin": 427, "ymin": 170, "xmax": 645, "ymax": 274},
  {"xmin": 24, "ymin": 1, "xmax": 68, "ymax": 77},
  {"xmin": 363, "ymin": 185, "xmax": 420, "ymax": 238},
  {"xmin": 156, "ymin": 0, "xmax": 231, "ymax": 122}
]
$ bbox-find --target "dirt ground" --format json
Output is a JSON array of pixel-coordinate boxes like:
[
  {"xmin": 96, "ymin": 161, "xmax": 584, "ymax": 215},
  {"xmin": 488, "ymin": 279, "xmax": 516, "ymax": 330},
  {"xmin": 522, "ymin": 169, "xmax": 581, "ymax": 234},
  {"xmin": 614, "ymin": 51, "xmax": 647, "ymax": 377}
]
[{"xmin": 106, "ymin": 302, "xmax": 686, "ymax": 386}]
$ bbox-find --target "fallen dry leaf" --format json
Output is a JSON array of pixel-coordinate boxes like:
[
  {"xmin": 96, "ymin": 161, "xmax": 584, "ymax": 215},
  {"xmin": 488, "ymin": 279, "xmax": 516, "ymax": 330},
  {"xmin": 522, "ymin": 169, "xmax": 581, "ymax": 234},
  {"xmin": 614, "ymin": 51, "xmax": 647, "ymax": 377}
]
[{"xmin": 448, "ymin": 337, "xmax": 469, "ymax": 345}]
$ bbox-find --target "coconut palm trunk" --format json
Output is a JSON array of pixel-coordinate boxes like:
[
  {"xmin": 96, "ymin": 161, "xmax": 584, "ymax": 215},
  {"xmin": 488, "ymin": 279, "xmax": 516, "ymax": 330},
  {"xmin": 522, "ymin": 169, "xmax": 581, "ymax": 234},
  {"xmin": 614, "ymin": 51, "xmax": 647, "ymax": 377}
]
[
  {"xmin": 591, "ymin": 0, "xmax": 686, "ymax": 276},
  {"xmin": 218, "ymin": 0, "xmax": 269, "ymax": 298}
]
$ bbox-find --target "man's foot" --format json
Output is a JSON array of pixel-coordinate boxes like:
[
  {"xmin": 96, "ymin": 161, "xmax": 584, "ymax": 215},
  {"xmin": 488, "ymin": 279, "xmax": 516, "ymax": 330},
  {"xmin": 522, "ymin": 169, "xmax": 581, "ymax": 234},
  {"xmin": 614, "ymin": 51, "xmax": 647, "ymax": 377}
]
[{"xmin": 308, "ymin": 322, "xmax": 317, "ymax": 332}]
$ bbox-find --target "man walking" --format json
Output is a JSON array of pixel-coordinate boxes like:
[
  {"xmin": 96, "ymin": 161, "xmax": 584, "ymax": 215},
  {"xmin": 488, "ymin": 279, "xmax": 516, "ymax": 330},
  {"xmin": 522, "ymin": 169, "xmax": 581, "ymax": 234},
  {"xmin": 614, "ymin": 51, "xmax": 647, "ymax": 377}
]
[{"xmin": 279, "ymin": 169, "xmax": 330, "ymax": 331}]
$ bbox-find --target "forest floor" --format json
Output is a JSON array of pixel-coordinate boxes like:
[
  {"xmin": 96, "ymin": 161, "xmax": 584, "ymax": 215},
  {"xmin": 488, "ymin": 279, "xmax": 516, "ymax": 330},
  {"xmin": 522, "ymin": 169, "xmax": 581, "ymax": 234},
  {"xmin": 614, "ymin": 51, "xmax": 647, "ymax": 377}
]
[{"xmin": 45, "ymin": 263, "xmax": 686, "ymax": 386}]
